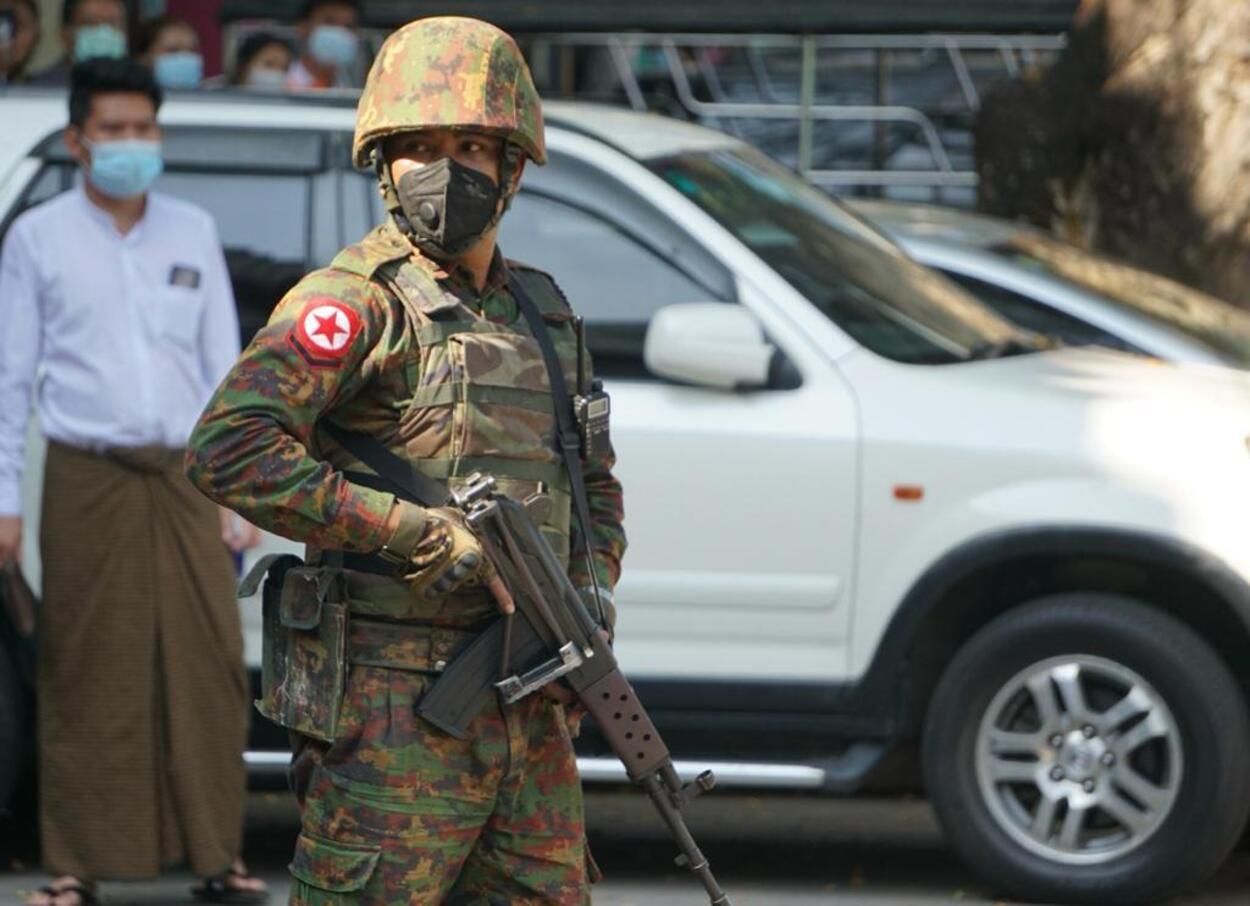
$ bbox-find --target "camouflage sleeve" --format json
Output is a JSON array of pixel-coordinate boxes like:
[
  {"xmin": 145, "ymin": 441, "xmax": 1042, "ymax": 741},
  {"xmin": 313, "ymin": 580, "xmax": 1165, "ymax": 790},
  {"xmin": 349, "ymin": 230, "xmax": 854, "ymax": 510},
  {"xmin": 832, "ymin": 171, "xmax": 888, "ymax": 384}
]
[{"xmin": 184, "ymin": 269, "xmax": 398, "ymax": 551}]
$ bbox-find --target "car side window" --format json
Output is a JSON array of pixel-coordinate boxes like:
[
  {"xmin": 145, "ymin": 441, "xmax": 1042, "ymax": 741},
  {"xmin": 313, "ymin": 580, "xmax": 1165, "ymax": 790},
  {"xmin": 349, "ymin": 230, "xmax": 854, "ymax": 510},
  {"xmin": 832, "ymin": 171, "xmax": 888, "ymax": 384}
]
[
  {"xmin": 500, "ymin": 191, "xmax": 723, "ymax": 376},
  {"xmin": 15, "ymin": 161, "xmax": 73, "ymax": 212},
  {"xmin": 358, "ymin": 146, "xmax": 740, "ymax": 378},
  {"xmin": 942, "ymin": 271, "xmax": 1142, "ymax": 353},
  {"xmin": 20, "ymin": 127, "xmax": 331, "ymax": 345}
]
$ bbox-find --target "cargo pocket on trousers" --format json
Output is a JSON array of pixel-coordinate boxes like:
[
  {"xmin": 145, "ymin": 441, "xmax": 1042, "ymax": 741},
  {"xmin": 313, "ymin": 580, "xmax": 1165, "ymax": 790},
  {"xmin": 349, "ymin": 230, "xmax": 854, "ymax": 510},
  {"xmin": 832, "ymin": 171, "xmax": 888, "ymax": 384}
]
[{"xmin": 289, "ymin": 833, "xmax": 381, "ymax": 894}]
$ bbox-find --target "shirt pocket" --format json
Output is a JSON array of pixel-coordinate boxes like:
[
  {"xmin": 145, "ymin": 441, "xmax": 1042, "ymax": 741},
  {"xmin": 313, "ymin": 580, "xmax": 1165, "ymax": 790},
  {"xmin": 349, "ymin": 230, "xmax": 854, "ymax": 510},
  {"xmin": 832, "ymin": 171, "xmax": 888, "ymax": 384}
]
[{"xmin": 153, "ymin": 283, "xmax": 205, "ymax": 348}]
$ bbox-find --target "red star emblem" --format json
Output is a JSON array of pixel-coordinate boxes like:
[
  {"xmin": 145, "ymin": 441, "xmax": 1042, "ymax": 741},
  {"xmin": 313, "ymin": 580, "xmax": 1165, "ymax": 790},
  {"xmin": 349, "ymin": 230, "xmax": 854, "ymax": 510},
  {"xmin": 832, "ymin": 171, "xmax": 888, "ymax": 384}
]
[
  {"xmin": 311, "ymin": 311, "xmax": 347, "ymax": 345},
  {"xmin": 292, "ymin": 300, "xmax": 361, "ymax": 365}
]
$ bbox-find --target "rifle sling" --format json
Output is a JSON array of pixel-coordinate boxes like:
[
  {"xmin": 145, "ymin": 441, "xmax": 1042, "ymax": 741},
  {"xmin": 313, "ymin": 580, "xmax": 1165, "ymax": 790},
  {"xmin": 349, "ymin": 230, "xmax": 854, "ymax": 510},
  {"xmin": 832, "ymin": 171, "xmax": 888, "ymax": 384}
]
[
  {"xmin": 323, "ymin": 422, "xmax": 449, "ymax": 509},
  {"xmin": 506, "ymin": 272, "xmax": 605, "ymax": 626}
]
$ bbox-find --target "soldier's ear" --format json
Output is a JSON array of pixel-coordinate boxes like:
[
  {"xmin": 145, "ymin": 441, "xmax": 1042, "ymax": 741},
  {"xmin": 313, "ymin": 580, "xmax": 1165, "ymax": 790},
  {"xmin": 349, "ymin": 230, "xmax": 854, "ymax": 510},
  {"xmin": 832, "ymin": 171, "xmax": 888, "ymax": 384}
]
[{"xmin": 509, "ymin": 157, "xmax": 527, "ymax": 193}]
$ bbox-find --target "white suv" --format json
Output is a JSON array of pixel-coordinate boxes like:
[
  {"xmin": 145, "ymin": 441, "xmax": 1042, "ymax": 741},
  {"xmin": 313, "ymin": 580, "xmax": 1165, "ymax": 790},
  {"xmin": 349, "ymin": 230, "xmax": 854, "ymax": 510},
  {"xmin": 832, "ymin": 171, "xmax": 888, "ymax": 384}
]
[{"xmin": 3, "ymin": 90, "xmax": 1250, "ymax": 905}]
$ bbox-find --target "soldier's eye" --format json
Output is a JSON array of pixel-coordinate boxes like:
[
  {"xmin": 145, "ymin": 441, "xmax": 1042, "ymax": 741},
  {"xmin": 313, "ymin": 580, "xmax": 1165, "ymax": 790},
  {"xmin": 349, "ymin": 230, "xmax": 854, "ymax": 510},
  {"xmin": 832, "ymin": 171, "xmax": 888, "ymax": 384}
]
[{"xmin": 397, "ymin": 137, "xmax": 430, "ymax": 155}]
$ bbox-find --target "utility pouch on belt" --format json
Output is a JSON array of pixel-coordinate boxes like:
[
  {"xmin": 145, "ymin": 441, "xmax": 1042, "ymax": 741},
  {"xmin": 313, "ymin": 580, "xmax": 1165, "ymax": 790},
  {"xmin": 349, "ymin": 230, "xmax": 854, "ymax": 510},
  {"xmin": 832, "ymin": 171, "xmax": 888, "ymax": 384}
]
[{"xmin": 243, "ymin": 555, "xmax": 349, "ymax": 743}]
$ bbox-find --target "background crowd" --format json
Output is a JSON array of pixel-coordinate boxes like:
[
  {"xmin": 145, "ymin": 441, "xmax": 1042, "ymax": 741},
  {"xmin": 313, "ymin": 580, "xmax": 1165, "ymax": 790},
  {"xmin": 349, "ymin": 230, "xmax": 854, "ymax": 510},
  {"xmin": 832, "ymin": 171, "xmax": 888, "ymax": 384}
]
[{"xmin": 1, "ymin": 0, "xmax": 361, "ymax": 91}]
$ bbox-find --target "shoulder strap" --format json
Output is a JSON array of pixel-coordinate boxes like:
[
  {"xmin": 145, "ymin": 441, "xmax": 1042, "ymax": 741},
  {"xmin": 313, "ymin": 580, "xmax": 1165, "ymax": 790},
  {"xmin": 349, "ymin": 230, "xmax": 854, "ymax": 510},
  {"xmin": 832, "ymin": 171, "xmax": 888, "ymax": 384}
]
[
  {"xmin": 506, "ymin": 271, "xmax": 606, "ymax": 624},
  {"xmin": 322, "ymin": 421, "xmax": 451, "ymax": 508}
]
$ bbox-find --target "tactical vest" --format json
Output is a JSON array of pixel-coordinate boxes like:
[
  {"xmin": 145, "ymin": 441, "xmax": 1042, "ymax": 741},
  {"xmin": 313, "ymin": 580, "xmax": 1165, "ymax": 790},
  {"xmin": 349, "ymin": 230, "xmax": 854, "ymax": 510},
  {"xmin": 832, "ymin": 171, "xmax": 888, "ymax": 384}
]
[{"xmin": 318, "ymin": 228, "xmax": 581, "ymax": 623}]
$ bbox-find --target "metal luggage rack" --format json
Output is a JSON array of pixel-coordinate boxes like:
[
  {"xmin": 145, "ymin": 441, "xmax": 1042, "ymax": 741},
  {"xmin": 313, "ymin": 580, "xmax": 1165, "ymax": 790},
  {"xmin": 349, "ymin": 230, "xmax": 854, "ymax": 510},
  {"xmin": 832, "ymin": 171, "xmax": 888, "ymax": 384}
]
[{"xmin": 522, "ymin": 32, "xmax": 1067, "ymax": 203}]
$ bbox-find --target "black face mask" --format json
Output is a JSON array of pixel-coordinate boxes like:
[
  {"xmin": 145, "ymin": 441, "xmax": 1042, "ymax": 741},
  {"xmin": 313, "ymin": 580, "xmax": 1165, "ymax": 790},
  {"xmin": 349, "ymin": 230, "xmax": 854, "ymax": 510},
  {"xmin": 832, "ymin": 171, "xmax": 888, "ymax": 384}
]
[{"xmin": 395, "ymin": 157, "xmax": 502, "ymax": 259}]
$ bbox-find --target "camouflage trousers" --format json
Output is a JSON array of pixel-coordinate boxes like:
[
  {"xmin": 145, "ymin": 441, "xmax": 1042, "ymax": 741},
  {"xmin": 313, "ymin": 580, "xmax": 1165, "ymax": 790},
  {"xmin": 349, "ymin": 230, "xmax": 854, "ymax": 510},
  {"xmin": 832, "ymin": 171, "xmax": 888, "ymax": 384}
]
[{"xmin": 287, "ymin": 663, "xmax": 589, "ymax": 905}]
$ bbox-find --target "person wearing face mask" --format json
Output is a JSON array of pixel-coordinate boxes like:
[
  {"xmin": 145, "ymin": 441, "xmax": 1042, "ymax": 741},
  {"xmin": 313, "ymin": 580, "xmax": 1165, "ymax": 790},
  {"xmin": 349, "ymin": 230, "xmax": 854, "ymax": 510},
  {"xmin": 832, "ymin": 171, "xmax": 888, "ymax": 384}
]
[
  {"xmin": 0, "ymin": 0, "xmax": 41, "ymax": 85},
  {"xmin": 136, "ymin": 14, "xmax": 203, "ymax": 91},
  {"xmin": 286, "ymin": 0, "xmax": 361, "ymax": 90},
  {"xmin": 185, "ymin": 16, "xmax": 626, "ymax": 904},
  {"xmin": 0, "ymin": 59, "xmax": 267, "ymax": 906},
  {"xmin": 225, "ymin": 30, "xmax": 293, "ymax": 90},
  {"xmin": 30, "ymin": 0, "xmax": 127, "ymax": 86}
]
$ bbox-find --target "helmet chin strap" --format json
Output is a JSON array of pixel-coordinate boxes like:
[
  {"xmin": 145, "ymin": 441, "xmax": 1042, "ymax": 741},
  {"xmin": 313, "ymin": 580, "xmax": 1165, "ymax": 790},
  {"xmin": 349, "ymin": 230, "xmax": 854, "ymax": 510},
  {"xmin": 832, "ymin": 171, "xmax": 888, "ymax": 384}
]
[
  {"xmin": 372, "ymin": 141, "xmax": 523, "ymax": 253},
  {"xmin": 372, "ymin": 144, "xmax": 413, "ymax": 238}
]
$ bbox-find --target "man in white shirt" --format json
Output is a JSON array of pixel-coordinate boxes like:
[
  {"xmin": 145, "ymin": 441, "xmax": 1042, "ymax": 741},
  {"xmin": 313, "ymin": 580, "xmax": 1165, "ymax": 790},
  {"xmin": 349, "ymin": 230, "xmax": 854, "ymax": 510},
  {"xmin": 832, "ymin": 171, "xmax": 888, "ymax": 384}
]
[{"xmin": 0, "ymin": 59, "xmax": 266, "ymax": 906}]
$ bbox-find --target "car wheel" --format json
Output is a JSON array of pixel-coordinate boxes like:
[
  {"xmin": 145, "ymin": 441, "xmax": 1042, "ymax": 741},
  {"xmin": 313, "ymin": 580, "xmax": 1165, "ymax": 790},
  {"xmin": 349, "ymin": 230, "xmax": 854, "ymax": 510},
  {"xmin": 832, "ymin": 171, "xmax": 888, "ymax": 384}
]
[{"xmin": 923, "ymin": 593, "xmax": 1250, "ymax": 905}]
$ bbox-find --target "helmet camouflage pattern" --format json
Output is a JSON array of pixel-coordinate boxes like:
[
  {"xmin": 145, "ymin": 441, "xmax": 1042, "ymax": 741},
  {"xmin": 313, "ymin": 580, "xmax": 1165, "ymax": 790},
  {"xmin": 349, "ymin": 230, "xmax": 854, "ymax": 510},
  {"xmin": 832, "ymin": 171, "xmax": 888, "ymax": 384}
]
[{"xmin": 353, "ymin": 16, "xmax": 546, "ymax": 168}]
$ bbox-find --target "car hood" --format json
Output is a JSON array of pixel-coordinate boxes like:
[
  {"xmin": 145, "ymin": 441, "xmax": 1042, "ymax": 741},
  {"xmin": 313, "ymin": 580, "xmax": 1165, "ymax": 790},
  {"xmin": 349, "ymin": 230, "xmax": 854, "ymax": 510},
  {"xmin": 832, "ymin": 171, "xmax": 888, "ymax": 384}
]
[
  {"xmin": 845, "ymin": 345, "xmax": 1250, "ymax": 478},
  {"xmin": 956, "ymin": 345, "xmax": 1250, "ymax": 408}
]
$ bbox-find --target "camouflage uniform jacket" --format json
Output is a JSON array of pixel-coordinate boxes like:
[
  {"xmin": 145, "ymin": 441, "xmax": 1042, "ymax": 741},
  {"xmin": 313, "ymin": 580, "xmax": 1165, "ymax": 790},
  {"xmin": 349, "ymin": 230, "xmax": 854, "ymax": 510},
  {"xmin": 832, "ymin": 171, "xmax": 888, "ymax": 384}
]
[{"xmin": 185, "ymin": 220, "xmax": 625, "ymax": 619}]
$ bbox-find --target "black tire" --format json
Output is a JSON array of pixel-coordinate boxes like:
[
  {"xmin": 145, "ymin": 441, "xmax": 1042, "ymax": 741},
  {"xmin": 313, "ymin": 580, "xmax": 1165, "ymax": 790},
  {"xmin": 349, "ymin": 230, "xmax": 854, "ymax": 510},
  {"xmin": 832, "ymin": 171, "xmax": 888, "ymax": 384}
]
[{"xmin": 923, "ymin": 594, "xmax": 1250, "ymax": 905}]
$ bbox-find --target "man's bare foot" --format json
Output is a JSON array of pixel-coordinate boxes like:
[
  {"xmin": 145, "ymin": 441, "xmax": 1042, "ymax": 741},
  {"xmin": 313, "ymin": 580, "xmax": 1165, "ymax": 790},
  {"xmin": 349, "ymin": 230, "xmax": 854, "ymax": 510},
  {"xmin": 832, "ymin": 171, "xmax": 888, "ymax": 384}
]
[
  {"xmin": 191, "ymin": 859, "xmax": 269, "ymax": 902},
  {"xmin": 23, "ymin": 877, "xmax": 97, "ymax": 906},
  {"xmin": 224, "ymin": 859, "xmax": 267, "ymax": 895}
]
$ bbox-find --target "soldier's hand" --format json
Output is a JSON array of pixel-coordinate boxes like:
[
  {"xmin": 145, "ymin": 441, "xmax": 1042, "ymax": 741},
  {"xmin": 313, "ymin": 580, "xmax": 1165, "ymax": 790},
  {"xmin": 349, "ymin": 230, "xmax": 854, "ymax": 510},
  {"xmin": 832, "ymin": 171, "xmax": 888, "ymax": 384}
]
[
  {"xmin": 541, "ymin": 680, "xmax": 576, "ymax": 706},
  {"xmin": 542, "ymin": 681, "xmax": 587, "ymax": 736},
  {"xmin": 0, "ymin": 516, "xmax": 21, "ymax": 566},
  {"xmin": 402, "ymin": 507, "xmax": 512, "ymax": 612}
]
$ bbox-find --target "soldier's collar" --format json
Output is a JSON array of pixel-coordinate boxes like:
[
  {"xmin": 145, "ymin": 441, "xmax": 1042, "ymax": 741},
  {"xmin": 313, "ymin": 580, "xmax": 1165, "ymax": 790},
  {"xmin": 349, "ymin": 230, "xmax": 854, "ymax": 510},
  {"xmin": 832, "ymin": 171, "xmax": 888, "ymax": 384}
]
[{"xmin": 410, "ymin": 247, "xmax": 509, "ymax": 295}]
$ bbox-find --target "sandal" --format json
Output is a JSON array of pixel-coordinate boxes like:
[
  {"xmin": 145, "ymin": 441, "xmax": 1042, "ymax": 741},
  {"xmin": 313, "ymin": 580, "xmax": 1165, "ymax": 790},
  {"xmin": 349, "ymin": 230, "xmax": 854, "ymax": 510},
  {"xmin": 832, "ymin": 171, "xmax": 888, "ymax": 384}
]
[
  {"xmin": 25, "ymin": 882, "xmax": 100, "ymax": 906},
  {"xmin": 190, "ymin": 867, "xmax": 270, "ymax": 905}
]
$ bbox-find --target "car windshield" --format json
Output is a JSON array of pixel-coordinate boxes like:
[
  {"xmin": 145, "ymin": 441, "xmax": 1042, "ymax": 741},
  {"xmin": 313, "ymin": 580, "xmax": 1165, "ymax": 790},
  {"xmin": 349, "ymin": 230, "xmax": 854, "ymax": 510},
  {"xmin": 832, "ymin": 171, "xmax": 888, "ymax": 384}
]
[
  {"xmin": 993, "ymin": 232, "xmax": 1250, "ymax": 368},
  {"xmin": 646, "ymin": 146, "xmax": 1026, "ymax": 364}
]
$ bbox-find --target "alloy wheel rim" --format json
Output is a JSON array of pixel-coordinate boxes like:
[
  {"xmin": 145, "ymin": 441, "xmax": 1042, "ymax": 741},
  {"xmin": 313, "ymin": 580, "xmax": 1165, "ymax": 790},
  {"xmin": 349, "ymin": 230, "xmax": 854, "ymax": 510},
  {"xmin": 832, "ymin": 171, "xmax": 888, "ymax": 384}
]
[{"xmin": 974, "ymin": 654, "xmax": 1183, "ymax": 865}]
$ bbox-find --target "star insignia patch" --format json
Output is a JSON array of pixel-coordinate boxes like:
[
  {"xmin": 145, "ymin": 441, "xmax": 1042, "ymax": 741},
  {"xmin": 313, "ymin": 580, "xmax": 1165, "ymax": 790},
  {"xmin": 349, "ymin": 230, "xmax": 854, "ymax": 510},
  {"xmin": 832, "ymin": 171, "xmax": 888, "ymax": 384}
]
[{"xmin": 292, "ymin": 300, "xmax": 362, "ymax": 366}]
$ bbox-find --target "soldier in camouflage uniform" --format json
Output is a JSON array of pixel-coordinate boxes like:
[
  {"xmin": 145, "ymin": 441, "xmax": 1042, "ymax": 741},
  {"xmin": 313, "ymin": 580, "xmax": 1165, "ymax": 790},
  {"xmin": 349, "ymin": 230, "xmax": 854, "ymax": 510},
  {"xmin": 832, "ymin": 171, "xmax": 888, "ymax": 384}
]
[{"xmin": 184, "ymin": 16, "xmax": 625, "ymax": 905}]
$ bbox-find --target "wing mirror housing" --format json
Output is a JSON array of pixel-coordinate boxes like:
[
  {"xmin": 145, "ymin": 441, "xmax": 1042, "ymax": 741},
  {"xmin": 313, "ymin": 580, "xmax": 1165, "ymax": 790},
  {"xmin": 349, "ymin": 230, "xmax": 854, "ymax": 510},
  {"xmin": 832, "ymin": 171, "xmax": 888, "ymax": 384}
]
[{"xmin": 644, "ymin": 303, "xmax": 775, "ymax": 390}]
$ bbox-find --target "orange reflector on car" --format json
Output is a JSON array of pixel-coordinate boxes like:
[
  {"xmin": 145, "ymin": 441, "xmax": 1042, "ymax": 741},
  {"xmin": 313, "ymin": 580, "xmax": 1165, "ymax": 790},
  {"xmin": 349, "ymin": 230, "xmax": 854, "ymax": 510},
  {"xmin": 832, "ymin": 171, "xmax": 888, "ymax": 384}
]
[{"xmin": 894, "ymin": 484, "xmax": 924, "ymax": 502}]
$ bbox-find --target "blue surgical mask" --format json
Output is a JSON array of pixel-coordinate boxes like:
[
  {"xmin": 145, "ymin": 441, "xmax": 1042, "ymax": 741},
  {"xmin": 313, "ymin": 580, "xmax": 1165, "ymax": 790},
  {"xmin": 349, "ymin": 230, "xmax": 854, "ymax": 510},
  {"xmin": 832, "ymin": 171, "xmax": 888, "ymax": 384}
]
[
  {"xmin": 153, "ymin": 51, "xmax": 203, "ymax": 90},
  {"xmin": 87, "ymin": 139, "xmax": 164, "ymax": 199},
  {"xmin": 308, "ymin": 24, "xmax": 357, "ymax": 69},
  {"xmin": 74, "ymin": 24, "xmax": 127, "ymax": 62}
]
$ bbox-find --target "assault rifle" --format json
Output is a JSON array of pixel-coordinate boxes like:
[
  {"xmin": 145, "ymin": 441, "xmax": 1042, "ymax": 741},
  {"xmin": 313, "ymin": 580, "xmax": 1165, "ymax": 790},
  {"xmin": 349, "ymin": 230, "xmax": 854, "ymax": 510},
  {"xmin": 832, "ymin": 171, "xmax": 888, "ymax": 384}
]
[{"xmin": 418, "ymin": 472, "xmax": 732, "ymax": 906}]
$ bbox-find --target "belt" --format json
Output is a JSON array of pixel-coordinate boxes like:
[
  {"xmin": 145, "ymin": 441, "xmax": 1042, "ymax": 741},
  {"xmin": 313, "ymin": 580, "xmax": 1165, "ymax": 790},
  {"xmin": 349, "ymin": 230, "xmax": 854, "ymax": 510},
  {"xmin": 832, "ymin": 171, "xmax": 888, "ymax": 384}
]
[
  {"xmin": 340, "ymin": 551, "xmax": 399, "ymax": 577},
  {"xmin": 348, "ymin": 618, "xmax": 482, "ymax": 674}
]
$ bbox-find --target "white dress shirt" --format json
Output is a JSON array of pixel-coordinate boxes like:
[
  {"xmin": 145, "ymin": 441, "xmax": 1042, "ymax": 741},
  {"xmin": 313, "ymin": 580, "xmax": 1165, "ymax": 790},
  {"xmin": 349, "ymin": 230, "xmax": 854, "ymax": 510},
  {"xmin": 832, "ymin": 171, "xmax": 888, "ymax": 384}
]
[{"xmin": 0, "ymin": 185, "xmax": 240, "ymax": 516}]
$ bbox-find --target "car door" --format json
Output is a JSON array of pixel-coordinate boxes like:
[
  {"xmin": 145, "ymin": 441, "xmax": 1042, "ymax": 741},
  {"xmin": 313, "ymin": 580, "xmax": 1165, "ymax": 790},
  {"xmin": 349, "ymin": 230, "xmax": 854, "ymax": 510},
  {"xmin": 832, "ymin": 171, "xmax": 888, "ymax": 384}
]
[
  {"xmin": 350, "ymin": 139, "xmax": 860, "ymax": 685},
  {"xmin": 492, "ymin": 153, "xmax": 861, "ymax": 686}
]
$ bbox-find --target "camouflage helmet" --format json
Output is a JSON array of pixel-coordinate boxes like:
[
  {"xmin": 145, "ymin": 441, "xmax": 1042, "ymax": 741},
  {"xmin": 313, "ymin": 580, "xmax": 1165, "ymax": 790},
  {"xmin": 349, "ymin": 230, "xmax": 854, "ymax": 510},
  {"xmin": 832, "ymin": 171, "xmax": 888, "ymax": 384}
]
[{"xmin": 353, "ymin": 16, "xmax": 546, "ymax": 169}]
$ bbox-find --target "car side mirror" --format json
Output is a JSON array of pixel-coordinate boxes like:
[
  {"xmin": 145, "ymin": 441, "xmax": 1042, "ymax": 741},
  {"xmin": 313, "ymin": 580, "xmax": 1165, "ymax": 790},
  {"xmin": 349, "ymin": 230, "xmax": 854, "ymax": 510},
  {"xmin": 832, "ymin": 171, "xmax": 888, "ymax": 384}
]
[{"xmin": 644, "ymin": 303, "xmax": 775, "ymax": 390}]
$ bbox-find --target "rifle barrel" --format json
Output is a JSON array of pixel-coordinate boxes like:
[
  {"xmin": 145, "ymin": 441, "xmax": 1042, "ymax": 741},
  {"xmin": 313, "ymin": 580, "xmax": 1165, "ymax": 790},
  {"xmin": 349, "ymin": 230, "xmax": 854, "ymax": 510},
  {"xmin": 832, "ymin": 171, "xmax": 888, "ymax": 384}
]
[{"xmin": 643, "ymin": 768, "xmax": 732, "ymax": 906}]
